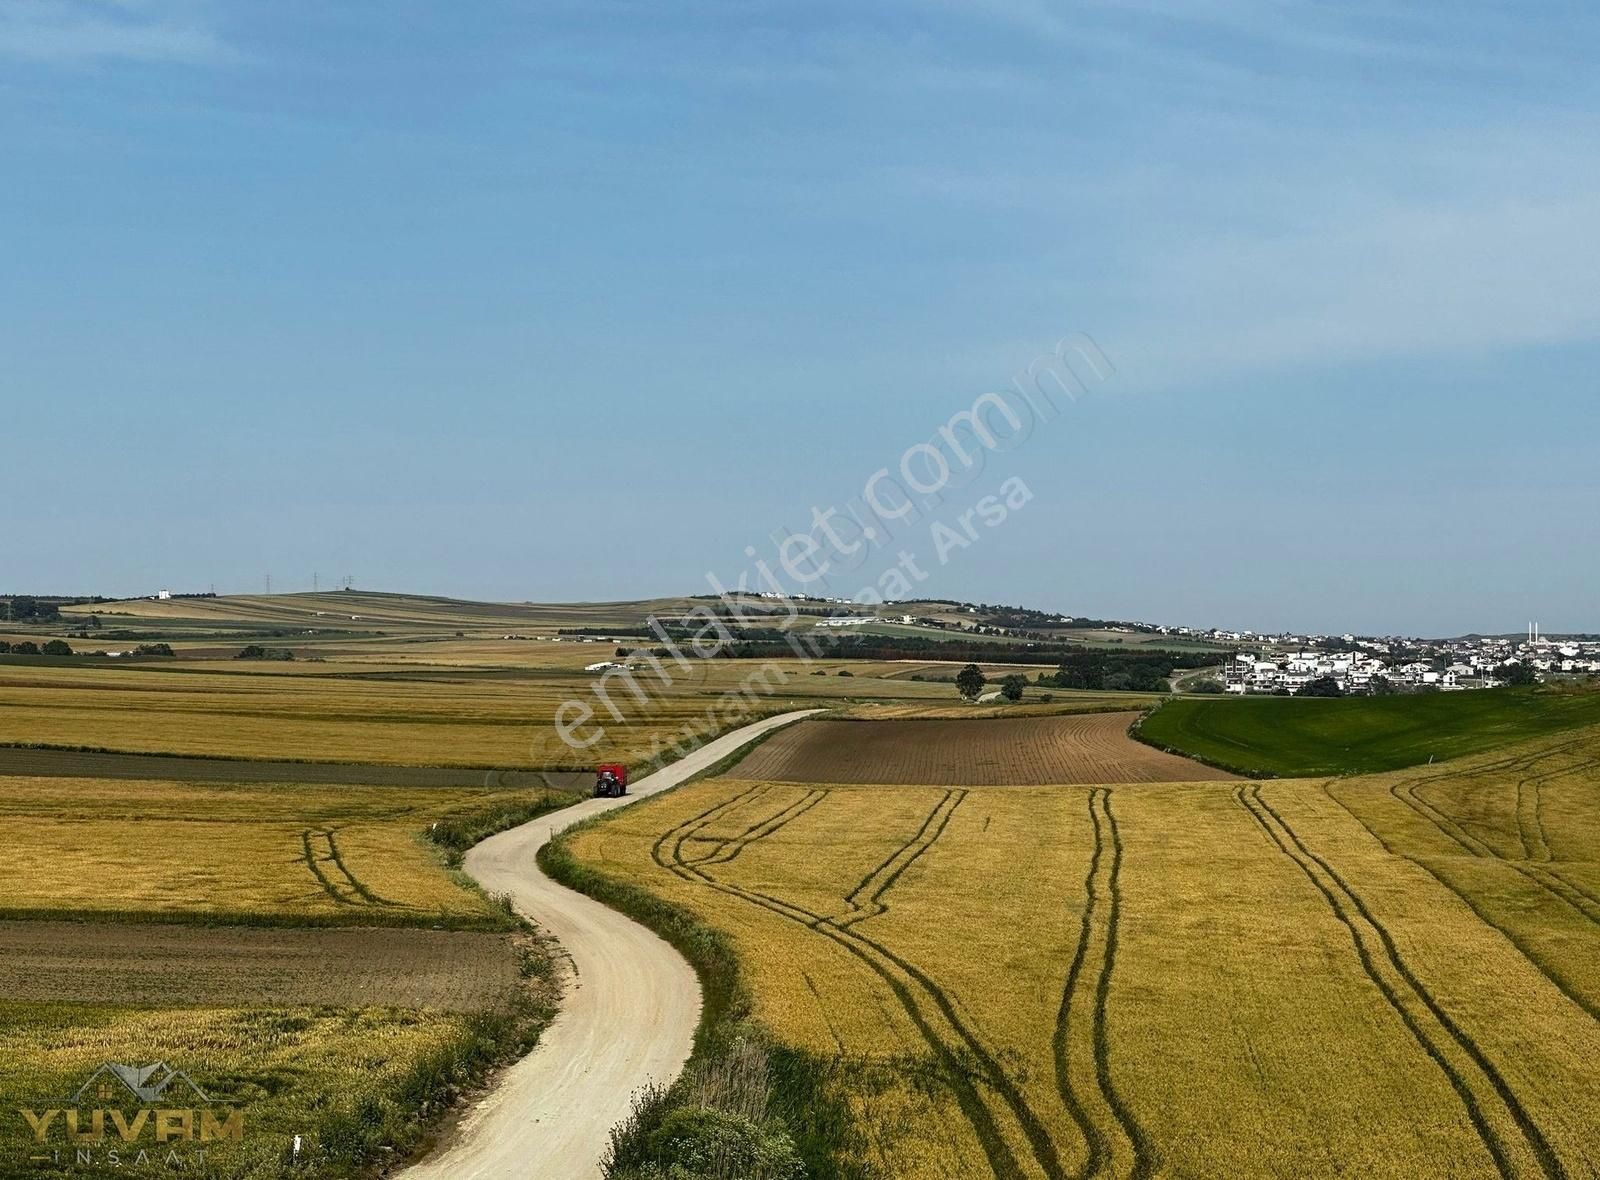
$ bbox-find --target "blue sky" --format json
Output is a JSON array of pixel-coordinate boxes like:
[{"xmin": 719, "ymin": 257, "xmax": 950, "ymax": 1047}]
[{"xmin": 2, "ymin": 1, "xmax": 1596, "ymax": 635}]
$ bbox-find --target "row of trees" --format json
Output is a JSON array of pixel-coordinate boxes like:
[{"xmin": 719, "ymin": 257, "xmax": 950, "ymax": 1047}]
[
  {"xmin": 0, "ymin": 639, "xmax": 73, "ymax": 656},
  {"xmin": 3, "ymin": 596, "xmax": 61, "ymax": 623}
]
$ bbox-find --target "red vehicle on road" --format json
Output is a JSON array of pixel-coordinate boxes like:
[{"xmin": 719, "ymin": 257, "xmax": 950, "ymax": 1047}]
[{"xmin": 594, "ymin": 763, "xmax": 628, "ymax": 798}]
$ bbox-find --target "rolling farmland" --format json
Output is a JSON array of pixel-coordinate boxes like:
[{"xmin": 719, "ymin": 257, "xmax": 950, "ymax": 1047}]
[
  {"xmin": 0, "ymin": 654, "xmax": 973, "ymax": 769},
  {"xmin": 564, "ymin": 721, "xmax": 1600, "ymax": 1179}
]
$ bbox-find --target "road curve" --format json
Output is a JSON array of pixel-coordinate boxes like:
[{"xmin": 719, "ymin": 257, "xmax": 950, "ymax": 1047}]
[{"xmin": 401, "ymin": 709, "xmax": 822, "ymax": 1180}]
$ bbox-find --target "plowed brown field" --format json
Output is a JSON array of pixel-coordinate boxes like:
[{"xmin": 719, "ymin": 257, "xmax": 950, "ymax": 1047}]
[
  {"xmin": 730, "ymin": 711, "xmax": 1236, "ymax": 784},
  {"xmin": 0, "ymin": 921, "xmax": 522, "ymax": 1011}
]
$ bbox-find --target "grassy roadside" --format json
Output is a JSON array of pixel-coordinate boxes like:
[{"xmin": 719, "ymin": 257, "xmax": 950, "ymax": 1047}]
[{"xmin": 536, "ymin": 719, "xmax": 863, "ymax": 1180}]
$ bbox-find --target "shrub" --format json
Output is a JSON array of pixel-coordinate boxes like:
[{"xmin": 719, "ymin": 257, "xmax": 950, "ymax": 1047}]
[
  {"xmin": 236, "ymin": 644, "xmax": 295, "ymax": 661},
  {"xmin": 642, "ymin": 1106, "xmax": 804, "ymax": 1180},
  {"xmin": 10, "ymin": 641, "xmax": 40, "ymax": 656},
  {"xmin": 1299, "ymin": 675, "xmax": 1345, "ymax": 698}
]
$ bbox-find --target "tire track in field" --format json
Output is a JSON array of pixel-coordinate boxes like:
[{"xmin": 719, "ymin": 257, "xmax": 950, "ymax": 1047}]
[
  {"xmin": 689, "ymin": 789, "xmax": 830, "ymax": 869},
  {"xmin": 1323, "ymin": 782, "xmax": 1600, "ymax": 1025},
  {"xmin": 299, "ymin": 828, "xmax": 405, "ymax": 908},
  {"xmin": 1239, "ymin": 786, "xmax": 1566, "ymax": 1180},
  {"xmin": 324, "ymin": 829, "xmax": 404, "ymax": 907},
  {"xmin": 301, "ymin": 829, "xmax": 356, "ymax": 904},
  {"xmin": 653, "ymin": 790, "xmax": 1062, "ymax": 1180},
  {"xmin": 1514, "ymin": 771, "xmax": 1554, "ymax": 864},
  {"xmin": 836, "ymin": 790, "xmax": 965, "ymax": 928},
  {"xmin": 1393, "ymin": 776, "xmax": 1600, "ymax": 924},
  {"xmin": 1375, "ymin": 737, "xmax": 1600, "ymax": 921},
  {"xmin": 650, "ymin": 783, "xmax": 774, "ymax": 869},
  {"xmin": 1053, "ymin": 788, "xmax": 1155, "ymax": 1180}
]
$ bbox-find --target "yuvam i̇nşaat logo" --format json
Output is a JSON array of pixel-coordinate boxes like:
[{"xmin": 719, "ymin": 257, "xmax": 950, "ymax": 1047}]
[{"xmin": 19, "ymin": 1061, "xmax": 244, "ymax": 1167}]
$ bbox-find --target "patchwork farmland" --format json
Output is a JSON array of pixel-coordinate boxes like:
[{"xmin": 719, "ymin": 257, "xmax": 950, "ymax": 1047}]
[
  {"xmin": 8, "ymin": 591, "xmax": 1600, "ymax": 1179},
  {"xmin": 563, "ymin": 715, "xmax": 1600, "ymax": 1179}
]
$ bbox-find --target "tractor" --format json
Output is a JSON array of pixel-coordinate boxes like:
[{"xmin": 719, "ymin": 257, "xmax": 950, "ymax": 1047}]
[{"xmin": 593, "ymin": 763, "xmax": 628, "ymax": 798}]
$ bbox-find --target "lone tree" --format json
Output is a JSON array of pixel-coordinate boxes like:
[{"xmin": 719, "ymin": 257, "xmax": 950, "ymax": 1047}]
[
  {"xmin": 1000, "ymin": 673, "xmax": 1027, "ymax": 702},
  {"xmin": 41, "ymin": 639, "xmax": 73, "ymax": 657},
  {"xmin": 955, "ymin": 663, "xmax": 987, "ymax": 700}
]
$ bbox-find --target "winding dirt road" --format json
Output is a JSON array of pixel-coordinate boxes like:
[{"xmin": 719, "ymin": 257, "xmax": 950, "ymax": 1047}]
[{"xmin": 401, "ymin": 710, "xmax": 821, "ymax": 1180}]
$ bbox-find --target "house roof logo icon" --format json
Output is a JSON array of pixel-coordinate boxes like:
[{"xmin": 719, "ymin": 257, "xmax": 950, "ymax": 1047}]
[{"xmin": 71, "ymin": 1062, "xmax": 212, "ymax": 1106}]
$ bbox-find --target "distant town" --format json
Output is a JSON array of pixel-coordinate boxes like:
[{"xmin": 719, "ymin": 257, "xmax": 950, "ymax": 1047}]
[{"xmin": 1215, "ymin": 624, "xmax": 1600, "ymax": 695}]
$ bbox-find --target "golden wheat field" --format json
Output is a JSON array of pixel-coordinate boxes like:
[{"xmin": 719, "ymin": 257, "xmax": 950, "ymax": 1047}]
[
  {"xmin": 0, "ymin": 777, "xmax": 546, "ymax": 926},
  {"xmin": 567, "ymin": 725, "xmax": 1600, "ymax": 1179}
]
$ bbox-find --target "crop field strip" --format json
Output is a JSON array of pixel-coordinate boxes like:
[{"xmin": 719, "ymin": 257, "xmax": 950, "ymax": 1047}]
[
  {"xmin": 0, "ymin": 775, "xmax": 559, "ymax": 926},
  {"xmin": 730, "ymin": 712, "xmax": 1238, "ymax": 786},
  {"xmin": 1238, "ymin": 784, "xmax": 1562, "ymax": 1180},
  {"xmin": 0, "ymin": 744, "xmax": 588, "ymax": 790},
  {"xmin": 652, "ymin": 783, "xmax": 1068, "ymax": 1180},
  {"xmin": 0, "ymin": 921, "xmax": 524, "ymax": 1011},
  {"xmin": 1138, "ymin": 687, "xmax": 1600, "ymax": 777},
  {"xmin": 0, "ymin": 657, "xmax": 972, "ymax": 768},
  {"xmin": 569, "ymin": 725, "xmax": 1600, "ymax": 1178},
  {"xmin": 643, "ymin": 781, "xmax": 1173, "ymax": 1180},
  {"xmin": 1328, "ymin": 732, "xmax": 1600, "ymax": 1023}
]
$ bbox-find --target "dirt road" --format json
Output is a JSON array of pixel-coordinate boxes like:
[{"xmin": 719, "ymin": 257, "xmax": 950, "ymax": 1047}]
[{"xmin": 400, "ymin": 710, "xmax": 821, "ymax": 1180}]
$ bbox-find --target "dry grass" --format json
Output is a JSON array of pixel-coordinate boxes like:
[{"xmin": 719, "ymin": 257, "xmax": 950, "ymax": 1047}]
[
  {"xmin": 0, "ymin": 999, "xmax": 535, "ymax": 1179},
  {"xmin": 567, "ymin": 725, "xmax": 1600, "ymax": 1178}
]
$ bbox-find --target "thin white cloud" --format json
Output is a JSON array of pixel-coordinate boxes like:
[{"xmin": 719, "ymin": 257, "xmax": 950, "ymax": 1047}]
[
  {"xmin": 1099, "ymin": 123, "xmax": 1600, "ymax": 390},
  {"xmin": 0, "ymin": 0, "xmax": 232, "ymax": 65}
]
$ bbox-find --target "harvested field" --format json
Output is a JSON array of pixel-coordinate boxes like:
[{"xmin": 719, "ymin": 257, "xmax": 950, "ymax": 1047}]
[
  {"xmin": 729, "ymin": 711, "xmax": 1236, "ymax": 784},
  {"xmin": 565, "ymin": 723, "xmax": 1600, "ymax": 1179},
  {"xmin": 0, "ymin": 921, "xmax": 522, "ymax": 1012}
]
